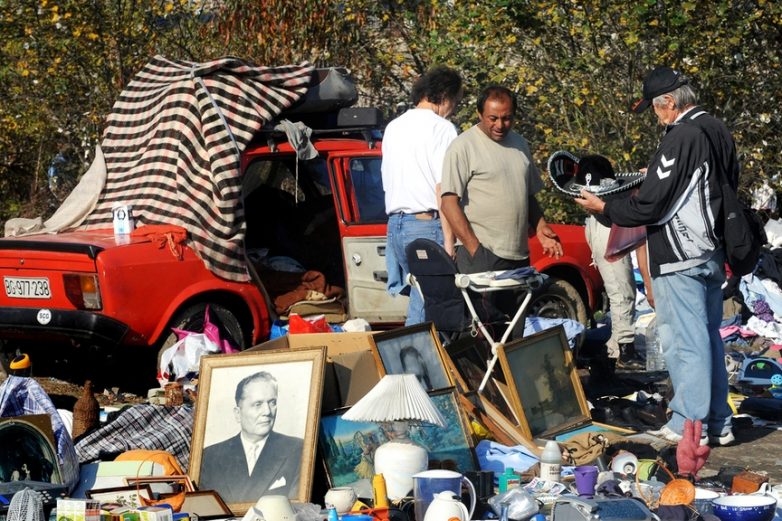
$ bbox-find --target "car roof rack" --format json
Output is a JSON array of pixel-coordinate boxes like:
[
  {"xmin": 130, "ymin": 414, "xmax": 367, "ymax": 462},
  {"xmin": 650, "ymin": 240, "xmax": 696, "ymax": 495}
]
[{"xmin": 252, "ymin": 107, "xmax": 384, "ymax": 150}]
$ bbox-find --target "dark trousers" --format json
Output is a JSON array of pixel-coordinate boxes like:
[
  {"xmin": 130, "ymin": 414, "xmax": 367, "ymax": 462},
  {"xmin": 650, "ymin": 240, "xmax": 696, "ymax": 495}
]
[{"xmin": 455, "ymin": 244, "xmax": 530, "ymax": 340}]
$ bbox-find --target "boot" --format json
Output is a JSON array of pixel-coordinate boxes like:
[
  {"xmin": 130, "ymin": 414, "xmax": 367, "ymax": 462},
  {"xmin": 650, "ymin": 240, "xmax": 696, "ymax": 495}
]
[{"xmin": 616, "ymin": 342, "xmax": 644, "ymax": 371}]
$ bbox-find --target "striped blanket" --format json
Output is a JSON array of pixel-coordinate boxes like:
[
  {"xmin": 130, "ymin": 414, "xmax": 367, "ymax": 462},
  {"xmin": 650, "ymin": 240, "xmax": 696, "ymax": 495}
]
[{"xmin": 80, "ymin": 55, "xmax": 314, "ymax": 281}]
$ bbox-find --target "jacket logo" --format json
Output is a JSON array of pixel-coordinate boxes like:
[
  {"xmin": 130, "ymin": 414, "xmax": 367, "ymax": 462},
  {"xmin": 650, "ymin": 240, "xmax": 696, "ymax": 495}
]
[{"xmin": 657, "ymin": 154, "xmax": 675, "ymax": 179}]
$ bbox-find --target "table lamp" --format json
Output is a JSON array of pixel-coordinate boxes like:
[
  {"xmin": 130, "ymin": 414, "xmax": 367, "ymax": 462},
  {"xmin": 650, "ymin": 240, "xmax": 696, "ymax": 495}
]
[{"xmin": 342, "ymin": 374, "xmax": 445, "ymax": 500}]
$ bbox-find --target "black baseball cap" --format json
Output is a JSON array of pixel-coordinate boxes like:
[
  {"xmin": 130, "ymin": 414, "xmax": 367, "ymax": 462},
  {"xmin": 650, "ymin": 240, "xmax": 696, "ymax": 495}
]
[{"xmin": 631, "ymin": 66, "xmax": 688, "ymax": 113}]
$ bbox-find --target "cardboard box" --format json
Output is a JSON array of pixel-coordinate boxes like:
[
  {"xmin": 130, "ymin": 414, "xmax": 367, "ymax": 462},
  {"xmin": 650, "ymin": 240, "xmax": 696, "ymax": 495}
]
[
  {"xmin": 137, "ymin": 506, "xmax": 174, "ymax": 521},
  {"xmin": 56, "ymin": 499, "xmax": 101, "ymax": 521},
  {"xmin": 247, "ymin": 332, "xmax": 380, "ymax": 411}
]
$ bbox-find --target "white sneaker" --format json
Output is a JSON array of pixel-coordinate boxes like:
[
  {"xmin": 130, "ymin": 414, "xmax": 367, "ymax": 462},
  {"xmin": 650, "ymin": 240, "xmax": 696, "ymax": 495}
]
[
  {"xmin": 647, "ymin": 425, "xmax": 682, "ymax": 443},
  {"xmin": 648, "ymin": 425, "xmax": 709, "ymax": 445},
  {"xmin": 709, "ymin": 430, "xmax": 736, "ymax": 446}
]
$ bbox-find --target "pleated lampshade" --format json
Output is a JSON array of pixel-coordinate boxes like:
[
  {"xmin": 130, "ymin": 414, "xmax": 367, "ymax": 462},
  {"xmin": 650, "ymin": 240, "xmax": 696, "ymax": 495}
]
[{"xmin": 342, "ymin": 374, "xmax": 445, "ymax": 427}]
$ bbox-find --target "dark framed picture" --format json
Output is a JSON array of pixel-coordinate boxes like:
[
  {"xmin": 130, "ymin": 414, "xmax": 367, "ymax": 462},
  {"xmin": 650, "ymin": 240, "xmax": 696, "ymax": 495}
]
[
  {"xmin": 498, "ymin": 326, "xmax": 590, "ymax": 439},
  {"xmin": 318, "ymin": 387, "xmax": 475, "ymax": 496},
  {"xmin": 85, "ymin": 485, "xmax": 153, "ymax": 507},
  {"xmin": 371, "ymin": 322, "xmax": 452, "ymax": 391},
  {"xmin": 189, "ymin": 347, "xmax": 326, "ymax": 514},
  {"xmin": 443, "ymin": 335, "xmax": 516, "ymax": 420},
  {"xmin": 181, "ymin": 491, "xmax": 233, "ymax": 519}
]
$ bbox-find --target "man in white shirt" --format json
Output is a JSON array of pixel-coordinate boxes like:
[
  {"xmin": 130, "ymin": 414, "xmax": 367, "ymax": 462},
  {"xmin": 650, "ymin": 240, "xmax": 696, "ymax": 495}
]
[{"xmin": 382, "ymin": 66, "xmax": 463, "ymax": 325}]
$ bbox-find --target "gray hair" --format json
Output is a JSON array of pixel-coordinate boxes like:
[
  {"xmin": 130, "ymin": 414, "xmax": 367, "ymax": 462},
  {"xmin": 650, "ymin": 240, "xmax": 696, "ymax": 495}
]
[
  {"xmin": 235, "ymin": 371, "xmax": 278, "ymax": 405},
  {"xmin": 653, "ymin": 83, "xmax": 698, "ymax": 110}
]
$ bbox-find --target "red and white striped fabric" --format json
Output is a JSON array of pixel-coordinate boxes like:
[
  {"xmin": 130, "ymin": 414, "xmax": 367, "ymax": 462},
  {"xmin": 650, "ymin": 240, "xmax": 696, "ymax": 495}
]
[{"xmin": 80, "ymin": 55, "xmax": 314, "ymax": 281}]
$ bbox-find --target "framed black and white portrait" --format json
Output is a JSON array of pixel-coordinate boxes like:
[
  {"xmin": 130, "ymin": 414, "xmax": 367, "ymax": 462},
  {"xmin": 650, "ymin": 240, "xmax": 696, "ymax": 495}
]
[
  {"xmin": 371, "ymin": 323, "xmax": 452, "ymax": 391},
  {"xmin": 189, "ymin": 347, "xmax": 326, "ymax": 514}
]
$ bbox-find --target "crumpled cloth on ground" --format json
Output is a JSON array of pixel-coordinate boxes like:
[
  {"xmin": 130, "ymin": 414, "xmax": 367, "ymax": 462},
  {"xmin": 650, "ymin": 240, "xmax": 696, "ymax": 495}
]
[
  {"xmin": 745, "ymin": 315, "xmax": 782, "ymax": 344},
  {"xmin": 260, "ymin": 269, "xmax": 345, "ymax": 314},
  {"xmin": 752, "ymin": 299, "xmax": 775, "ymax": 322},
  {"xmin": 75, "ymin": 404, "xmax": 194, "ymax": 472},
  {"xmin": 131, "ymin": 224, "xmax": 188, "ymax": 260},
  {"xmin": 0, "ymin": 376, "xmax": 80, "ymax": 492},
  {"xmin": 524, "ymin": 316, "xmax": 585, "ymax": 347}
]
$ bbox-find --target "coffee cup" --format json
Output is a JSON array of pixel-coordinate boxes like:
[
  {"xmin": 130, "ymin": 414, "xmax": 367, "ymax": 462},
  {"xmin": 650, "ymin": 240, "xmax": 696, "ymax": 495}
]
[
  {"xmin": 325, "ymin": 487, "xmax": 357, "ymax": 514},
  {"xmin": 573, "ymin": 465, "xmax": 599, "ymax": 498}
]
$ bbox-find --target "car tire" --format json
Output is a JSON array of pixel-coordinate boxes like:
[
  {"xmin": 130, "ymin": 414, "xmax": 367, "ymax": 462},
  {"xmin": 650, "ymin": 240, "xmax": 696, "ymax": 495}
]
[
  {"xmin": 528, "ymin": 277, "xmax": 588, "ymax": 326},
  {"xmin": 156, "ymin": 302, "xmax": 249, "ymax": 373}
]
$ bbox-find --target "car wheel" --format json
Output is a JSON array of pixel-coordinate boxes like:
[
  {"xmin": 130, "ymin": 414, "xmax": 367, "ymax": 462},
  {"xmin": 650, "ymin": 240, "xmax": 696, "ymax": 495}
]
[
  {"xmin": 528, "ymin": 277, "xmax": 588, "ymax": 326},
  {"xmin": 156, "ymin": 303, "xmax": 249, "ymax": 373}
]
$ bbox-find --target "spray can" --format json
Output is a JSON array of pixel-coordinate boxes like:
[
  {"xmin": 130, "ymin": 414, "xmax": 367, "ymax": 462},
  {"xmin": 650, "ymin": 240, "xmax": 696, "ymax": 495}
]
[{"xmin": 372, "ymin": 474, "xmax": 388, "ymax": 508}]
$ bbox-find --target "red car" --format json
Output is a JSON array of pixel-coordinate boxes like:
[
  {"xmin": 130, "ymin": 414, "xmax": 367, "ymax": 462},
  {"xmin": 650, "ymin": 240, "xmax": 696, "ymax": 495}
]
[{"xmin": 0, "ymin": 111, "xmax": 602, "ymax": 375}]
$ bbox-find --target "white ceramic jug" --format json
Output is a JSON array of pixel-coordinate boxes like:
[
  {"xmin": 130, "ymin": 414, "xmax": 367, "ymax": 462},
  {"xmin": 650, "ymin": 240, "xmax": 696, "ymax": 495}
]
[{"xmin": 423, "ymin": 491, "xmax": 470, "ymax": 521}]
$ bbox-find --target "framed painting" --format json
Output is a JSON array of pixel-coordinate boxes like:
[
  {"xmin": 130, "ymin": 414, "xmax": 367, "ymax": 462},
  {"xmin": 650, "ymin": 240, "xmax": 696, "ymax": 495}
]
[
  {"xmin": 497, "ymin": 326, "xmax": 590, "ymax": 439},
  {"xmin": 189, "ymin": 347, "xmax": 326, "ymax": 514},
  {"xmin": 85, "ymin": 485, "xmax": 153, "ymax": 507},
  {"xmin": 442, "ymin": 335, "xmax": 517, "ymax": 420},
  {"xmin": 371, "ymin": 322, "xmax": 453, "ymax": 391},
  {"xmin": 318, "ymin": 387, "xmax": 476, "ymax": 496},
  {"xmin": 180, "ymin": 491, "xmax": 233, "ymax": 519}
]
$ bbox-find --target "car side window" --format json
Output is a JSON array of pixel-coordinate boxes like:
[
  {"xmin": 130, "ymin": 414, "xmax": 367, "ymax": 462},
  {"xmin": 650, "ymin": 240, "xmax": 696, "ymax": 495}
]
[{"xmin": 348, "ymin": 157, "xmax": 386, "ymax": 223}]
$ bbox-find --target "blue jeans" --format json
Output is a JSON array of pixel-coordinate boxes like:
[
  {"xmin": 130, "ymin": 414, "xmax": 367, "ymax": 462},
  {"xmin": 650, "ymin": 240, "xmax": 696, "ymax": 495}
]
[
  {"xmin": 652, "ymin": 250, "xmax": 733, "ymax": 436},
  {"xmin": 386, "ymin": 213, "xmax": 444, "ymax": 325}
]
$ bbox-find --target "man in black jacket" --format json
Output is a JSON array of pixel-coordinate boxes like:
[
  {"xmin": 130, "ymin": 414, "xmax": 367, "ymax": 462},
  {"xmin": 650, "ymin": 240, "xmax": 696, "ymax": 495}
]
[{"xmin": 576, "ymin": 66, "xmax": 736, "ymax": 446}]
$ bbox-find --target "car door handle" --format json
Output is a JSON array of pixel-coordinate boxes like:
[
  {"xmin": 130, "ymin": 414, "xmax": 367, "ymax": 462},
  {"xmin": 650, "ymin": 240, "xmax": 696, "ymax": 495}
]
[
  {"xmin": 373, "ymin": 271, "xmax": 388, "ymax": 282},
  {"xmin": 377, "ymin": 245, "xmax": 386, "ymax": 256}
]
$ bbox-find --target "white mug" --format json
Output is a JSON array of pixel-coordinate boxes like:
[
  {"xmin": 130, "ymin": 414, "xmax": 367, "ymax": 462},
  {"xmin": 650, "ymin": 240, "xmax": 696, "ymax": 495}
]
[{"xmin": 324, "ymin": 487, "xmax": 357, "ymax": 514}]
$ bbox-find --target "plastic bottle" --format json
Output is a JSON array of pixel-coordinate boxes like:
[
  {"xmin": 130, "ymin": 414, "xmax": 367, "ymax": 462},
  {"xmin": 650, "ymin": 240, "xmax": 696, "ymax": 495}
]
[
  {"xmin": 372, "ymin": 474, "xmax": 388, "ymax": 508},
  {"xmin": 643, "ymin": 316, "xmax": 666, "ymax": 372},
  {"xmin": 539, "ymin": 440, "xmax": 562, "ymax": 483},
  {"xmin": 498, "ymin": 502, "xmax": 510, "ymax": 521},
  {"xmin": 498, "ymin": 468, "xmax": 520, "ymax": 492}
]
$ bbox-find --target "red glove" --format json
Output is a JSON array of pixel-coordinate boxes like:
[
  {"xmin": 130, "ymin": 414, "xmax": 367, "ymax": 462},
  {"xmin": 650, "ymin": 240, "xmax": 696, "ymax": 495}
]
[{"xmin": 676, "ymin": 419, "xmax": 710, "ymax": 478}]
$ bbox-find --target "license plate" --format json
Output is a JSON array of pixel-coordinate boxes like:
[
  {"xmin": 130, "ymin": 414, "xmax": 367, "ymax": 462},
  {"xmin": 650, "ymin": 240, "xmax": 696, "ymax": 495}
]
[{"xmin": 4, "ymin": 277, "xmax": 52, "ymax": 299}]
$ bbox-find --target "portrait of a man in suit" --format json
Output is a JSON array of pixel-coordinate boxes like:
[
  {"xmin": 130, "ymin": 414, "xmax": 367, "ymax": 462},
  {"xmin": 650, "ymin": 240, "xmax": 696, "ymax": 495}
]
[{"xmin": 198, "ymin": 371, "xmax": 303, "ymax": 503}]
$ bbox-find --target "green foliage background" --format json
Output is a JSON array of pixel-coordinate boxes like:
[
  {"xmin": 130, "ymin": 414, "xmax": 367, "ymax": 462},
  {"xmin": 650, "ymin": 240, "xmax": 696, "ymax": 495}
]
[{"xmin": 1, "ymin": 0, "xmax": 780, "ymax": 226}]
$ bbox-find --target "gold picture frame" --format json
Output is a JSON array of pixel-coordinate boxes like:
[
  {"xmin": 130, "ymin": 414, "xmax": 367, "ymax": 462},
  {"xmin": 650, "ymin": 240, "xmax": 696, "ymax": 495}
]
[
  {"xmin": 189, "ymin": 347, "xmax": 326, "ymax": 514},
  {"xmin": 497, "ymin": 326, "xmax": 590, "ymax": 439}
]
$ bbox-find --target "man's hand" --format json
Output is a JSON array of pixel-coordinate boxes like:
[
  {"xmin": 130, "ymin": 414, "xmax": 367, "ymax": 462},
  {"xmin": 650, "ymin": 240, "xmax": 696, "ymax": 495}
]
[
  {"xmin": 574, "ymin": 189, "xmax": 606, "ymax": 214},
  {"xmin": 537, "ymin": 224, "xmax": 563, "ymax": 259}
]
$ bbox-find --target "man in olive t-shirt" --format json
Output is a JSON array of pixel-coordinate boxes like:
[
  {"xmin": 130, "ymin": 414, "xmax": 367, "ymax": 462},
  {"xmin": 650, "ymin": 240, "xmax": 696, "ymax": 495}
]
[{"xmin": 440, "ymin": 85, "xmax": 563, "ymax": 337}]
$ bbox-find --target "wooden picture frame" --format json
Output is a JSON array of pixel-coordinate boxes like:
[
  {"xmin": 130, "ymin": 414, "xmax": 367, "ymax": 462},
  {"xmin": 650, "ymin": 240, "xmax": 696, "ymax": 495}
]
[
  {"xmin": 442, "ymin": 335, "xmax": 517, "ymax": 420},
  {"xmin": 124, "ymin": 475, "xmax": 195, "ymax": 495},
  {"xmin": 371, "ymin": 322, "xmax": 453, "ymax": 391},
  {"xmin": 189, "ymin": 347, "xmax": 326, "ymax": 514},
  {"xmin": 85, "ymin": 485, "xmax": 153, "ymax": 507},
  {"xmin": 498, "ymin": 326, "xmax": 590, "ymax": 439},
  {"xmin": 181, "ymin": 491, "xmax": 233, "ymax": 519},
  {"xmin": 318, "ymin": 387, "xmax": 476, "ymax": 496}
]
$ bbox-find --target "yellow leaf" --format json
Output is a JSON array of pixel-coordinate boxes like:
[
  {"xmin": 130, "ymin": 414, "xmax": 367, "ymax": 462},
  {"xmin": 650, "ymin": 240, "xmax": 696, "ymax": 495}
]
[
  {"xmin": 525, "ymin": 84, "xmax": 539, "ymax": 95},
  {"xmin": 21, "ymin": 69, "xmax": 30, "ymax": 77},
  {"xmin": 574, "ymin": 97, "xmax": 584, "ymax": 106},
  {"xmin": 87, "ymin": 32, "xmax": 98, "ymax": 40},
  {"xmin": 544, "ymin": 127, "xmax": 553, "ymax": 135},
  {"xmin": 623, "ymin": 152, "xmax": 631, "ymax": 161}
]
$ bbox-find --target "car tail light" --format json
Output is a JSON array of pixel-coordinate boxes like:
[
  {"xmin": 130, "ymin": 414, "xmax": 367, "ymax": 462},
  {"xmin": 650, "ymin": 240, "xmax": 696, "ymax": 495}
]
[{"xmin": 63, "ymin": 274, "xmax": 102, "ymax": 310}]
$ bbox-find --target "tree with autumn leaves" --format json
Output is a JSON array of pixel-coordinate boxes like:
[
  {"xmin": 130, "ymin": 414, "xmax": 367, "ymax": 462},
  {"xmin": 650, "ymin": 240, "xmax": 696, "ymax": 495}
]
[{"xmin": 1, "ymin": 0, "xmax": 780, "ymax": 225}]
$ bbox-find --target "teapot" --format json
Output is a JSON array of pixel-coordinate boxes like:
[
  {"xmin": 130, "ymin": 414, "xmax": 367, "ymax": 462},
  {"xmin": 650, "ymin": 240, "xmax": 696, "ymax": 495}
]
[{"xmin": 423, "ymin": 491, "xmax": 471, "ymax": 521}]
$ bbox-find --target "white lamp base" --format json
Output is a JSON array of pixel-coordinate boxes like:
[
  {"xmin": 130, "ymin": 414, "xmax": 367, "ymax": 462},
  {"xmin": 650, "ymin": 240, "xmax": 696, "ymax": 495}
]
[{"xmin": 373, "ymin": 440, "xmax": 428, "ymax": 500}]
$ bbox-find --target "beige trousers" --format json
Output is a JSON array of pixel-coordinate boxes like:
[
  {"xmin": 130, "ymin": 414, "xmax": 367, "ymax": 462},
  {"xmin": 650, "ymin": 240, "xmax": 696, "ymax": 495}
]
[{"xmin": 585, "ymin": 216, "xmax": 638, "ymax": 358}]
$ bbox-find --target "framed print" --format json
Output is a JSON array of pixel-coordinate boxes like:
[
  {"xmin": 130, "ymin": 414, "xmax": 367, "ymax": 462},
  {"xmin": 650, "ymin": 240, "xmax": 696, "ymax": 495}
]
[
  {"xmin": 189, "ymin": 347, "xmax": 326, "ymax": 515},
  {"xmin": 457, "ymin": 393, "xmax": 539, "ymax": 454},
  {"xmin": 181, "ymin": 491, "xmax": 233, "ymax": 519},
  {"xmin": 124, "ymin": 475, "xmax": 195, "ymax": 495},
  {"xmin": 318, "ymin": 387, "xmax": 476, "ymax": 496},
  {"xmin": 371, "ymin": 322, "xmax": 452, "ymax": 391},
  {"xmin": 498, "ymin": 326, "xmax": 590, "ymax": 439},
  {"xmin": 442, "ymin": 335, "xmax": 516, "ymax": 420},
  {"xmin": 85, "ymin": 485, "xmax": 153, "ymax": 507}
]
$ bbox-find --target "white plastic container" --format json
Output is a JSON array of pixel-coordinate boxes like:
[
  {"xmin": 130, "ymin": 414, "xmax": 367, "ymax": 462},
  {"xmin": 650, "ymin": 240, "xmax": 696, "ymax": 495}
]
[{"xmin": 539, "ymin": 440, "xmax": 562, "ymax": 483}]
